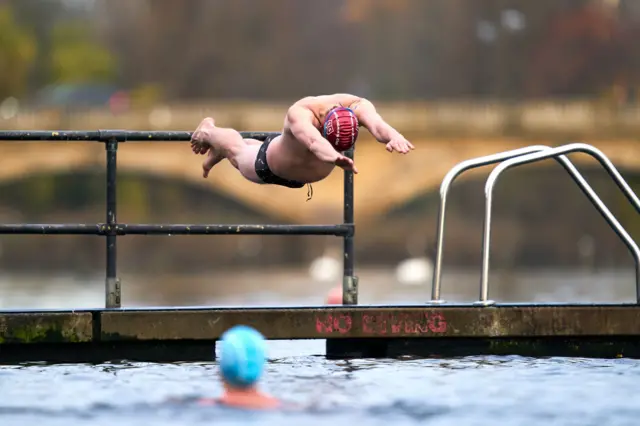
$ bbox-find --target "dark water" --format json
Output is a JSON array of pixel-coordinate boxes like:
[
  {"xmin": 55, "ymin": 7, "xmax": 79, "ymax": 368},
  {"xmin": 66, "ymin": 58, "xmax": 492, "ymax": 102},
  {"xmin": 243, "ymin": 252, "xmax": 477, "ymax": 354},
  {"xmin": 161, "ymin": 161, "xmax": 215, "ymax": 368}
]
[{"xmin": 1, "ymin": 340, "xmax": 639, "ymax": 426}]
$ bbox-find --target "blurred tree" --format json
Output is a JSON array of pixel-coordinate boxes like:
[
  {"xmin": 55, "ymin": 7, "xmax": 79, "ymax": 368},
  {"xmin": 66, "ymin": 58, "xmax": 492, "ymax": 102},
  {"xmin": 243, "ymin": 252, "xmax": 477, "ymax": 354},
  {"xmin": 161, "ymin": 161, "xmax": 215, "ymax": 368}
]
[
  {"xmin": 97, "ymin": 0, "xmax": 362, "ymax": 100},
  {"xmin": 8, "ymin": 0, "xmax": 64, "ymax": 93},
  {"xmin": 525, "ymin": 2, "xmax": 625, "ymax": 97},
  {"xmin": 48, "ymin": 22, "xmax": 116, "ymax": 84},
  {"xmin": 93, "ymin": 0, "xmax": 640, "ymax": 101},
  {"xmin": 0, "ymin": 5, "xmax": 37, "ymax": 98}
]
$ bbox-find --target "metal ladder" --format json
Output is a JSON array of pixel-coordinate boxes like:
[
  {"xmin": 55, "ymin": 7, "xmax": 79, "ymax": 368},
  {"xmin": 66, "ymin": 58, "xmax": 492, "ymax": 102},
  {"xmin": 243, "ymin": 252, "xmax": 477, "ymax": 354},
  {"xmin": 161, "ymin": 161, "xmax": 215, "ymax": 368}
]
[{"xmin": 429, "ymin": 143, "xmax": 640, "ymax": 306}]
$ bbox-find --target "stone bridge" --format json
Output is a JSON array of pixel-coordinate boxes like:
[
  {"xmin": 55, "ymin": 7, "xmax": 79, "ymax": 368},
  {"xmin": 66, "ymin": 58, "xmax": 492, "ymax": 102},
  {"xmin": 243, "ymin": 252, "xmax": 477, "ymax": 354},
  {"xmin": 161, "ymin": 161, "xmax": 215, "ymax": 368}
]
[{"xmin": 1, "ymin": 136, "xmax": 639, "ymax": 224}]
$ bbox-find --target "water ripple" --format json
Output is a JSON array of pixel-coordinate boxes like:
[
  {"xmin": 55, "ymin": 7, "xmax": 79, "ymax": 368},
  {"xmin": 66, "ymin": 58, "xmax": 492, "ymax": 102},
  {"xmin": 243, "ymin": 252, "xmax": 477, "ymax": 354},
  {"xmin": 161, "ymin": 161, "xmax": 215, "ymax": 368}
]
[{"xmin": 1, "ymin": 343, "xmax": 640, "ymax": 426}]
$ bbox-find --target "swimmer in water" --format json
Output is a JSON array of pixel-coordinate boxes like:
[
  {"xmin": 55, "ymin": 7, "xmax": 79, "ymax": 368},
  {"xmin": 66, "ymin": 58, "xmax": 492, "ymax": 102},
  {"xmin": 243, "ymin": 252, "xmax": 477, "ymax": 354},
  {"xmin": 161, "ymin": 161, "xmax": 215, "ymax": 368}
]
[
  {"xmin": 198, "ymin": 325, "xmax": 280, "ymax": 410},
  {"xmin": 190, "ymin": 93, "xmax": 414, "ymax": 198}
]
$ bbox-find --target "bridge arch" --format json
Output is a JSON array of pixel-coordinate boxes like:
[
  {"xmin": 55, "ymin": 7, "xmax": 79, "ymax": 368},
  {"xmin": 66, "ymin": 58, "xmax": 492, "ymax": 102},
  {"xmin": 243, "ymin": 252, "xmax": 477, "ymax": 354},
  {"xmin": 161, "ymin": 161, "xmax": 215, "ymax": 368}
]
[
  {"xmin": 359, "ymin": 138, "xmax": 640, "ymax": 222},
  {"xmin": 0, "ymin": 142, "xmax": 347, "ymax": 224},
  {"xmin": 0, "ymin": 168, "xmax": 285, "ymax": 223},
  {"xmin": 0, "ymin": 138, "xmax": 639, "ymax": 224}
]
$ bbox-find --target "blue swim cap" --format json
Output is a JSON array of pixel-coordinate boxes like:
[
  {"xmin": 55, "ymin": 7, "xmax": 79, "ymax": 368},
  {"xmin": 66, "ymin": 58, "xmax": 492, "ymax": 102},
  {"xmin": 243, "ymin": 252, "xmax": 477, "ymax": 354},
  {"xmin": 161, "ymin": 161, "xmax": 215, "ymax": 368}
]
[{"xmin": 218, "ymin": 325, "xmax": 267, "ymax": 388}]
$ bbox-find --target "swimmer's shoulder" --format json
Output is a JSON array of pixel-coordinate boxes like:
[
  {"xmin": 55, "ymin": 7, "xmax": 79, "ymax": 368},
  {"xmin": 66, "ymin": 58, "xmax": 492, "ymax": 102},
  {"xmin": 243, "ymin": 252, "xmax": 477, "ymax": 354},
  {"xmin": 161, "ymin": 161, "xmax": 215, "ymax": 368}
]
[
  {"xmin": 290, "ymin": 94, "xmax": 362, "ymax": 125},
  {"xmin": 293, "ymin": 94, "xmax": 362, "ymax": 108},
  {"xmin": 198, "ymin": 395, "xmax": 284, "ymax": 411}
]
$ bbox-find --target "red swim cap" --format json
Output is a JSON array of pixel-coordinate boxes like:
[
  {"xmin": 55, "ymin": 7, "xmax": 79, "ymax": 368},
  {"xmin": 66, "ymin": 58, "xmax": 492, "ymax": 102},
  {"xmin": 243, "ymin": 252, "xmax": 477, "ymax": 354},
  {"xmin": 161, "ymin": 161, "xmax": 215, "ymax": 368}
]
[{"xmin": 322, "ymin": 107, "xmax": 359, "ymax": 152}]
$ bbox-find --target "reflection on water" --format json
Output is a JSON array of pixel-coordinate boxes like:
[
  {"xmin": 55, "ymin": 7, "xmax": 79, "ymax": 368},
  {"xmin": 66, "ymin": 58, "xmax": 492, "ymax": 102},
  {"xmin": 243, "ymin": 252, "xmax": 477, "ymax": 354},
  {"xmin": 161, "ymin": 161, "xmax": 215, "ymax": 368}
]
[{"xmin": 0, "ymin": 267, "xmax": 635, "ymax": 309}]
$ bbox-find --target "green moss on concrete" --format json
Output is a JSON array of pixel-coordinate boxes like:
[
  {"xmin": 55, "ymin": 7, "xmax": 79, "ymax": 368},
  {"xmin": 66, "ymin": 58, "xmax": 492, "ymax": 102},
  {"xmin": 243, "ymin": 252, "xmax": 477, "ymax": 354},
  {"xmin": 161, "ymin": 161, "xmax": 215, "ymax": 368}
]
[
  {"xmin": 11, "ymin": 324, "xmax": 49, "ymax": 343},
  {"xmin": 0, "ymin": 314, "xmax": 92, "ymax": 344}
]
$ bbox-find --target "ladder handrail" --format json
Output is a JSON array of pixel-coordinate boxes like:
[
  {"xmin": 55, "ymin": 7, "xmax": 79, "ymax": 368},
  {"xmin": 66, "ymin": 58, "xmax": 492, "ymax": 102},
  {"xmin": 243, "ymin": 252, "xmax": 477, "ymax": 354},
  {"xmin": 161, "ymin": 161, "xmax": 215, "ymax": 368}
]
[
  {"xmin": 479, "ymin": 143, "xmax": 640, "ymax": 305},
  {"xmin": 432, "ymin": 145, "xmax": 564, "ymax": 302}
]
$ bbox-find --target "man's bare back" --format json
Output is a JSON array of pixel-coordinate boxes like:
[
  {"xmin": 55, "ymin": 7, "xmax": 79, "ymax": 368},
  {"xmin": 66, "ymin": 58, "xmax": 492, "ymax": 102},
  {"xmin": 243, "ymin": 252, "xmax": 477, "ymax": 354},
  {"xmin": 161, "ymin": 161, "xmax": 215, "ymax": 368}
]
[{"xmin": 190, "ymin": 93, "xmax": 414, "ymax": 189}]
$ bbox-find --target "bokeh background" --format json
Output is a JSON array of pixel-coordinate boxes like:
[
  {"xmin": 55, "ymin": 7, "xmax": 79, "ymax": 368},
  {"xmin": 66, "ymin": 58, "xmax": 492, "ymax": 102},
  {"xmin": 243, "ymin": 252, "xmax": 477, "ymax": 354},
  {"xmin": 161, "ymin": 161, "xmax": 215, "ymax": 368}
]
[{"xmin": 0, "ymin": 0, "xmax": 639, "ymax": 308}]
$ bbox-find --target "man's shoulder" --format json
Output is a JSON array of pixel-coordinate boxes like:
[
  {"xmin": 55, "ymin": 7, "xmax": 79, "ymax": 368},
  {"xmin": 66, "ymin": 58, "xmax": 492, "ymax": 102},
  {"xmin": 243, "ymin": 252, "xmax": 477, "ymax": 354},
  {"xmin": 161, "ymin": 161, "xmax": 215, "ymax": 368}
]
[
  {"xmin": 289, "ymin": 96, "xmax": 318, "ymax": 110},
  {"xmin": 292, "ymin": 93, "xmax": 361, "ymax": 106}
]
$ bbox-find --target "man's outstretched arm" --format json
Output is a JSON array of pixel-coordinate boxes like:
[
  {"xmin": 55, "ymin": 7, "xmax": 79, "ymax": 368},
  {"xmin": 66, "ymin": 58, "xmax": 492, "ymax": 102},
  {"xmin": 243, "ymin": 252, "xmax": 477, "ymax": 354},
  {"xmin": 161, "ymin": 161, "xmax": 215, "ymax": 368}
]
[
  {"xmin": 352, "ymin": 98, "xmax": 414, "ymax": 154},
  {"xmin": 285, "ymin": 105, "xmax": 358, "ymax": 173}
]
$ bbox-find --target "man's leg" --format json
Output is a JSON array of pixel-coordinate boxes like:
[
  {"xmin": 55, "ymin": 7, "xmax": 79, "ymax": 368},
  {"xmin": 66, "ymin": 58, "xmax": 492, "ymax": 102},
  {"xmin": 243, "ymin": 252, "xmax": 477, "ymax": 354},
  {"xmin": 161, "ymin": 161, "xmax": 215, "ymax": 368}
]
[
  {"xmin": 191, "ymin": 117, "xmax": 238, "ymax": 156},
  {"xmin": 191, "ymin": 118, "xmax": 262, "ymax": 183}
]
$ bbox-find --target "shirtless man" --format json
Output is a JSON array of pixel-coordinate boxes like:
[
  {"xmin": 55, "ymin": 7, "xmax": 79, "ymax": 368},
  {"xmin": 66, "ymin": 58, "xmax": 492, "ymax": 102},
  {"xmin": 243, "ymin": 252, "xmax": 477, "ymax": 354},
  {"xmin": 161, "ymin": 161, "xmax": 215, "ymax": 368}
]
[
  {"xmin": 189, "ymin": 94, "xmax": 414, "ymax": 193},
  {"xmin": 198, "ymin": 325, "xmax": 281, "ymax": 410}
]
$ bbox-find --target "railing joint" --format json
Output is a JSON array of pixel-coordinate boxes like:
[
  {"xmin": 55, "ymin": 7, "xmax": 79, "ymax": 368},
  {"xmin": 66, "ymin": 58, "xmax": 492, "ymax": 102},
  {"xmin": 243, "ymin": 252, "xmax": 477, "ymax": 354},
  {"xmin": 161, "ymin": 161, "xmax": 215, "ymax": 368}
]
[
  {"xmin": 99, "ymin": 130, "xmax": 128, "ymax": 143},
  {"xmin": 342, "ymin": 275, "xmax": 358, "ymax": 305}
]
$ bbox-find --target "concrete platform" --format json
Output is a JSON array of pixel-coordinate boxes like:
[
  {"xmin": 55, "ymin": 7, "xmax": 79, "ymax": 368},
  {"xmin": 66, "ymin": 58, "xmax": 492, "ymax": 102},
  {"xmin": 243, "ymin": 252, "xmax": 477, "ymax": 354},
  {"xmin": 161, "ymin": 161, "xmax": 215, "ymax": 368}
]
[{"xmin": 0, "ymin": 304, "xmax": 639, "ymax": 364}]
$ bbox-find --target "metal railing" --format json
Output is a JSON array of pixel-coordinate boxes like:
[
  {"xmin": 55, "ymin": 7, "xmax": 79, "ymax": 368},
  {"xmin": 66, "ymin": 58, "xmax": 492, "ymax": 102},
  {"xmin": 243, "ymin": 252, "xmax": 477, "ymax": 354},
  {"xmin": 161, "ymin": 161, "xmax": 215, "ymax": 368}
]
[
  {"xmin": 431, "ymin": 145, "xmax": 554, "ymax": 303},
  {"xmin": 430, "ymin": 143, "xmax": 640, "ymax": 305},
  {"xmin": 479, "ymin": 143, "xmax": 640, "ymax": 305},
  {"xmin": 0, "ymin": 130, "xmax": 358, "ymax": 308}
]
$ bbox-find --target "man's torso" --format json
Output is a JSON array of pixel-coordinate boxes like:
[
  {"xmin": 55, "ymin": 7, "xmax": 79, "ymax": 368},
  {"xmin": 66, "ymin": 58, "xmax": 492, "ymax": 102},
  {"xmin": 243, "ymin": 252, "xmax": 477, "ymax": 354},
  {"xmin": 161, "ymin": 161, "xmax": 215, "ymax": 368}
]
[{"xmin": 266, "ymin": 94, "xmax": 362, "ymax": 182}]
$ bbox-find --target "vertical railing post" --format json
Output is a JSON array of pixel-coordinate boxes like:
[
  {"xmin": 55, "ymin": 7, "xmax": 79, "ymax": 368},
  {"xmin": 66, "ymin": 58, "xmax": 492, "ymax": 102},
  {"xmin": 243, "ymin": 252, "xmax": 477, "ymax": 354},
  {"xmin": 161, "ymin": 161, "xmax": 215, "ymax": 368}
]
[
  {"xmin": 342, "ymin": 147, "xmax": 358, "ymax": 305},
  {"xmin": 105, "ymin": 137, "xmax": 121, "ymax": 308}
]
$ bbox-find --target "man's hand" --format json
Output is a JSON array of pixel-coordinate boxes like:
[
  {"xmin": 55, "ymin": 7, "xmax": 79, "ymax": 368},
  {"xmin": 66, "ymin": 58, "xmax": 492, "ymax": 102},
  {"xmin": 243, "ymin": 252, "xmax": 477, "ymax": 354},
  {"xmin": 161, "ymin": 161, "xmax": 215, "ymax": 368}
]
[
  {"xmin": 335, "ymin": 154, "xmax": 358, "ymax": 174},
  {"xmin": 310, "ymin": 144, "xmax": 358, "ymax": 173},
  {"xmin": 385, "ymin": 135, "xmax": 414, "ymax": 154}
]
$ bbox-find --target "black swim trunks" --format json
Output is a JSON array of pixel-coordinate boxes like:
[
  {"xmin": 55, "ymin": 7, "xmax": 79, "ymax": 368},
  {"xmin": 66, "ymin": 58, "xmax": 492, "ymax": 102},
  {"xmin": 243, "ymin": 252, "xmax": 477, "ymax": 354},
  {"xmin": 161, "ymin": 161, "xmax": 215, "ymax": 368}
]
[{"xmin": 255, "ymin": 135, "xmax": 305, "ymax": 189}]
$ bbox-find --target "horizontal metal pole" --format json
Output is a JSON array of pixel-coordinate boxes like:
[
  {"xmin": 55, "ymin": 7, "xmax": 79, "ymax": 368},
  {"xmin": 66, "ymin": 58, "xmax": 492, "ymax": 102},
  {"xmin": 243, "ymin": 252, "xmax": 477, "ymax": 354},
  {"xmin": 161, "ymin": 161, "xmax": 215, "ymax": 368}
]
[
  {"xmin": 0, "ymin": 130, "xmax": 280, "ymax": 142},
  {"xmin": 118, "ymin": 224, "xmax": 352, "ymax": 235},
  {"xmin": 0, "ymin": 224, "xmax": 103, "ymax": 234},
  {"xmin": 0, "ymin": 223, "xmax": 352, "ymax": 236},
  {"xmin": 0, "ymin": 130, "xmax": 101, "ymax": 141}
]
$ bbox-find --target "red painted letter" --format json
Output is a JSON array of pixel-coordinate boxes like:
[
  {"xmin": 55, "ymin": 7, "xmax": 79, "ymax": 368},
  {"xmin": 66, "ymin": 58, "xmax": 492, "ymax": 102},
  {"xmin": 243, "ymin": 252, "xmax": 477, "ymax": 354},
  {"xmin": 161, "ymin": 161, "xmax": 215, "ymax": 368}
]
[
  {"xmin": 362, "ymin": 314, "xmax": 374, "ymax": 334},
  {"xmin": 316, "ymin": 314, "xmax": 334, "ymax": 334},
  {"xmin": 428, "ymin": 312, "xmax": 447, "ymax": 333},
  {"xmin": 333, "ymin": 313, "xmax": 352, "ymax": 334}
]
